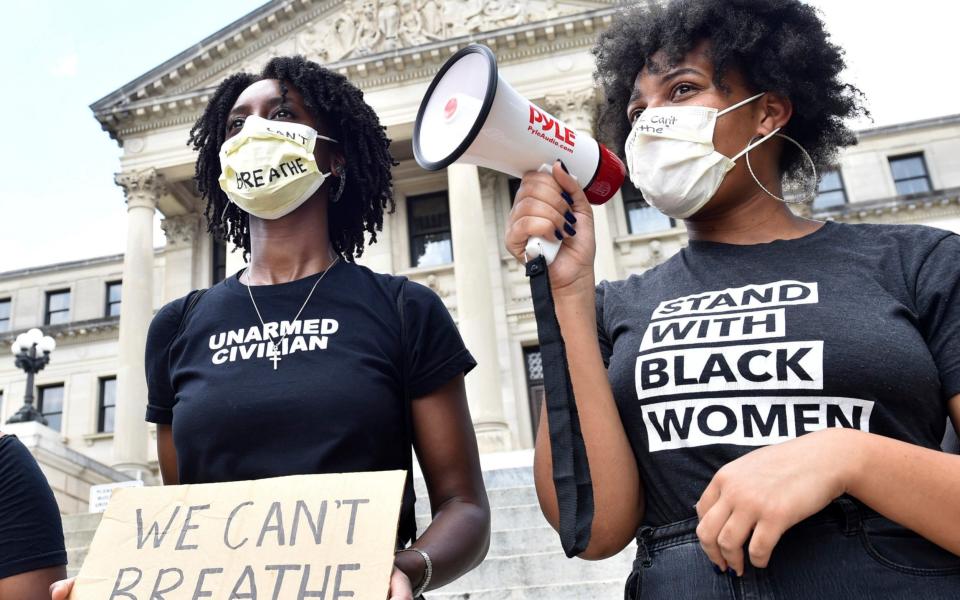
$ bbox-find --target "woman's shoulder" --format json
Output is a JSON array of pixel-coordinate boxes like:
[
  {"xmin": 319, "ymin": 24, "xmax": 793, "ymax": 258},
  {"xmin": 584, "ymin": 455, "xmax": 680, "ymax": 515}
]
[
  {"xmin": 343, "ymin": 262, "xmax": 442, "ymax": 303},
  {"xmin": 828, "ymin": 221, "xmax": 954, "ymax": 246},
  {"xmin": 826, "ymin": 221, "xmax": 956, "ymax": 266},
  {"xmin": 147, "ymin": 291, "xmax": 203, "ymax": 345},
  {"xmin": 597, "ymin": 253, "xmax": 682, "ymax": 300}
]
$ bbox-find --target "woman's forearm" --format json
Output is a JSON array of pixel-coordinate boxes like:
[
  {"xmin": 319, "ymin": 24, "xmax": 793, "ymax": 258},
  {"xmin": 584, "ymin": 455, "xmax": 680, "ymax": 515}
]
[
  {"xmin": 397, "ymin": 498, "xmax": 490, "ymax": 590},
  {"xmin": 533, "ymin": 279, "xmax": 643, "ymax": 560},
  {"xmin": 843, "ymin": 427, "xmax": 960, "ymax": 555}
]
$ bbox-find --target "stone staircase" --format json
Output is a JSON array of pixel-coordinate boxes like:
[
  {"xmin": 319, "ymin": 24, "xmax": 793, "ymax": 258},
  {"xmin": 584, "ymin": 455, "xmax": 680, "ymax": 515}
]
[
  {"xmin": 63, "ymin": 512, "xmax": 102, "ymax": 578},
  {"xmin": 61, "ymin": 459, "xmax": 635, "ymax": 598},
  {"xmin": 416, "ymin": 462, "xmax": 635, "ymax": 599}
]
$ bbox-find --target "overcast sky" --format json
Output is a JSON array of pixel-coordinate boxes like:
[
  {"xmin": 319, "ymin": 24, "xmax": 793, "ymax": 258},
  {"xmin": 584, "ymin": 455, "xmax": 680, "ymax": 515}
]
[{"xmin": 0, "ymin": 0, "xmax": 956, "ymax": 273}]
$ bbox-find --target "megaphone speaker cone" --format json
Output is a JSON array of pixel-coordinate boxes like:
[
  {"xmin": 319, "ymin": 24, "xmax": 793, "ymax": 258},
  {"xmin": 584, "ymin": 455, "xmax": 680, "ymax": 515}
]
[{"xmin": 414, "ymin": 43, "xmax": 625, "ymax": 206}]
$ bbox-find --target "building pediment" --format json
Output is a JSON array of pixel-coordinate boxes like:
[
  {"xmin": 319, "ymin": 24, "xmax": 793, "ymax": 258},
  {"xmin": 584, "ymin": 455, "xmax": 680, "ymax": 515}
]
[{"xmin": 90, "ymin": 0, "xmax": 620, "ymax": 142}]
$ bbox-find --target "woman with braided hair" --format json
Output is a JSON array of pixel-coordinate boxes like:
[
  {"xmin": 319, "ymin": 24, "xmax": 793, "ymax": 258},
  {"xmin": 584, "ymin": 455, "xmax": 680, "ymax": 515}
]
[{"xmin": 53, "ymin": 55, "xmax": 489, "ymax": 600}]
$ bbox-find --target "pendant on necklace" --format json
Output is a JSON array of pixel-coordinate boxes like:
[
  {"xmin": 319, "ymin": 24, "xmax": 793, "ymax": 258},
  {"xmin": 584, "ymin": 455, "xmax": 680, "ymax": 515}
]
[{"xmin": 268, "ymin": 343, "xmax": 282, "ymax": 370}]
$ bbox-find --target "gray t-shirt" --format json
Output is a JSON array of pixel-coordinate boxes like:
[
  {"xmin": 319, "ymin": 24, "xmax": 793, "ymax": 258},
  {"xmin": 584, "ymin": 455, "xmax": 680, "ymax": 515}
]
[{"xmin": 597, "ymin": 222, "xmax": 960, "ymax": 527}]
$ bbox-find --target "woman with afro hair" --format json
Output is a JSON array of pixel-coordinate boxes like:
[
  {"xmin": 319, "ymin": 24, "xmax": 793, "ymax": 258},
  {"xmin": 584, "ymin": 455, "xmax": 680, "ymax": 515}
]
[
  {"xmin": 53, "ymin": 56, "xmax": 490, "ymax": 600},
  {"xmin": 506, "ymin": 0, "xmax": 960, "ymax": 598}
]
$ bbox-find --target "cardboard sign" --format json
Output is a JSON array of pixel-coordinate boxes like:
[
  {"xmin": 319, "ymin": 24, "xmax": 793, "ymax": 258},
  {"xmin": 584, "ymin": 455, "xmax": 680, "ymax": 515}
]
[{"xmin": 70, "ymin": 471, "xmax": 406, "ymax": 600}]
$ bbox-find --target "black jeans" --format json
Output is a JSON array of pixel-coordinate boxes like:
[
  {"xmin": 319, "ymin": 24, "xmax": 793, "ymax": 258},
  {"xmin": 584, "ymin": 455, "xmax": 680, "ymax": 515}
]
[{"xmin": 625, "ymin": 499, "xmax": 960, "ymax": 600}]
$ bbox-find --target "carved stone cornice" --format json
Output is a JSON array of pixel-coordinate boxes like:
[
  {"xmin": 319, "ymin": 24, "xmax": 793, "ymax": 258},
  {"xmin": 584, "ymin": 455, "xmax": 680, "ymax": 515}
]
[
  {"xmin": 816, "ymin": 187, "xmax": 960, "ymax": 224},
  {"xmin": 114, "ymin": 168, "xmax": 167, "ymax": 209},
  {"xmin": 295, "ymin": 0, "xmax": 576, "ymax": 64},
  {"xmin": 543, "ymin": 87, "xmax": 597, "ymax": 134},
  {"xmin": 160, "ymin": 213, "xmax": 202, "ymax": 246},
  {"xmin": 0, "ymin": 316, "xmax": 121, "ymax": 347},
  {"xmin": 92, "ymin": 6, "xmax": 621, "ymax": 141}
]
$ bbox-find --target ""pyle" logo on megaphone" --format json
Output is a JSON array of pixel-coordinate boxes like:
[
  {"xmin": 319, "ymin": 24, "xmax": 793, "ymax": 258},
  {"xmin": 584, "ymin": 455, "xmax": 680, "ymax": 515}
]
[{"xmin": 528, "ymin": 106, "xmax": 576, "ymax": 153}]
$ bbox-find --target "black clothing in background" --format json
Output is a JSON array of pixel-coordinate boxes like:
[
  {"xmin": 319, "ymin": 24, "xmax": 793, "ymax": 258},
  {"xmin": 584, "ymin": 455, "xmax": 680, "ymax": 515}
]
[{"xmin": 0, "ymin": 434, "xmax": 67, "ymax": 579}]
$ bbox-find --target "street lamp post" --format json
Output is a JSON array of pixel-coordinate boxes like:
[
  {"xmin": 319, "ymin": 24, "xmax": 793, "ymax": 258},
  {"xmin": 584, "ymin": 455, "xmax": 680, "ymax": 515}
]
[{"xmin": 6, "ymin": 328, "xmax": 56, "ymax": 425}]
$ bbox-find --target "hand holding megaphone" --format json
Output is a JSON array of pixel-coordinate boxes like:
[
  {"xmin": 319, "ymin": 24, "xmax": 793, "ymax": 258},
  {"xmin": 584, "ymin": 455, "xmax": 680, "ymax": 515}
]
[{"xmin": 413, "ymin": 44, "xmax": 625, "ymax": 266}]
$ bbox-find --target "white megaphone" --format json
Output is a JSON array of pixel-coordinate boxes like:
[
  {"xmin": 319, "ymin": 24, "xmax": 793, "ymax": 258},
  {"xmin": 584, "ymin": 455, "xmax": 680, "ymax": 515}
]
[{"xmin": 414, "ymin": 44, "xmax": 625, "ymax": 265}]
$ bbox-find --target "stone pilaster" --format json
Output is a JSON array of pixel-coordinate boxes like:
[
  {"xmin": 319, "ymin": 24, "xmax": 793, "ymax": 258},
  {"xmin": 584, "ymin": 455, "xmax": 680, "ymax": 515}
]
[
  {"xmin": 161, "ymin": 212, "xmax": 204, "ymax": 297},
  {"xmin": 112, "ymin": 168, "xmax": 166, "ymax": 478},
  {"xmin": 544, "ymin": 87, "xmax": 620, "ymax": 282},
  {"xmin": 447, "ymin": 164, "xmax": 511, "ymax": 452},
  {"xmin": 160, "ymin": 213, "xmax": 201, "ymax": 247}
]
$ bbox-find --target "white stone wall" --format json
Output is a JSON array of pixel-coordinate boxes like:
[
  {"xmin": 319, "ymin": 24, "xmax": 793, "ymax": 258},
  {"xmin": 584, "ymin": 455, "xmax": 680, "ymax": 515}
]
[{"xmin": 844, "ymin": 119, "xmax": 960, "ymax": 202}]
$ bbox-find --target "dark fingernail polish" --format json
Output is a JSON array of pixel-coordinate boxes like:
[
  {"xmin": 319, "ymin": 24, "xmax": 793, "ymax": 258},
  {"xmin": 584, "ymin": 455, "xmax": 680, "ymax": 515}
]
[
  {"xmin": 559, "ymin": 160, "xmax": 569, "ymax": 174},
  {"xmin": 563, "ymin": 222, "xmax": 576, "ymax": 236},
  {"xmin": 561, "ymin": 191, "xmax": 574, "ymax": 205},
  {"xmin": 564, "ymin": 210, "xmax": 577, "ymax": 224},
  {"xmin": 712, "ymin": 565, "xmax": 723, "ymax": 575},
  {"xmin": 554, "ymin": 229, "xmax": 563, "ymax": 241}
]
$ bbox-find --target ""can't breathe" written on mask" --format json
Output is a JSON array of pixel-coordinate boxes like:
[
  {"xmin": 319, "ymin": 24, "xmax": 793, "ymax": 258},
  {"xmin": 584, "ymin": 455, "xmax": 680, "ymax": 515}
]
[
  {"xmin": 218, "ymin": 115, "xmax": 338, "ymax": 220},
  {"xmin": 623, "ymin": 92, "xmax": 779, "ymax": 219}
]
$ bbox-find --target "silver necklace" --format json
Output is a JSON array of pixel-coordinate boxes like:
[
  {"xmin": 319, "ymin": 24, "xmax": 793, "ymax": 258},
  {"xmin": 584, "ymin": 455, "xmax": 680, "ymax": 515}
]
[{"xmin": 243, "ymin": 256, "xmax": 340, "ymax": 370}]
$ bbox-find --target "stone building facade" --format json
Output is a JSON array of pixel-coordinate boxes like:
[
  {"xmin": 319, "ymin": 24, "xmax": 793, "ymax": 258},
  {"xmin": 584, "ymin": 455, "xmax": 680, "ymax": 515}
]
[{"xmin": 2, "ymin": 0, "xmax": 959, "ymax": 506}]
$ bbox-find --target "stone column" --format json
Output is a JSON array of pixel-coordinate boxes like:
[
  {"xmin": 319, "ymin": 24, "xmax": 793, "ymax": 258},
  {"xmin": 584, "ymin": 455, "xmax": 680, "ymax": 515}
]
[
  {"xmin": 447, "ymin": 163, "xmax": 511, "ymax": 452},
  {"xmin": 544, "ymin": 88, "xmax": 620, "ymax": 282},
  {"xmin": 160, "ymin": 213, "xmax": 201, "ymax": 300},
  {"xmin": 112, "ymin": 168, "xmax": 166, "ymax": 478}
]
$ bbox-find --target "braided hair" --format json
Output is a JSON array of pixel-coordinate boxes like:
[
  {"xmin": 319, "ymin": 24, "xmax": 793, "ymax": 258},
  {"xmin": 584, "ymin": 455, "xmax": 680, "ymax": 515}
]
[{"xmin": 188, "ymin": 55, "xmax": 397, "ymax": 262}]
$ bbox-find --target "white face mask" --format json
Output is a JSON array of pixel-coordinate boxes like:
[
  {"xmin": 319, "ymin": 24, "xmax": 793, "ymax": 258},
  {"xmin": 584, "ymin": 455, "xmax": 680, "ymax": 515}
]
[
  {"xmin": 218, "ymin": 115, "xmax": 338, "ymax": 220},
  {"xmin": 624, "ymin": 92, "xmax": 779, "ymax": 219}
]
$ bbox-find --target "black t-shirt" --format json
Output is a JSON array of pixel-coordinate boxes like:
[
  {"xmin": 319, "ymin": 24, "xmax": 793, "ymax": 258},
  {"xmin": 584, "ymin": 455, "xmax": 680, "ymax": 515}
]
[
  {"xmin": 0, "ymin": 434, "xmax": 67, "ymax": 578},
  {"xmin": 597, "ymin": 222, "xmax": 960, "ymax": 527},
  {"xmin": 145, "ymin": 261, "xmax": 476, "ymax": 542}
]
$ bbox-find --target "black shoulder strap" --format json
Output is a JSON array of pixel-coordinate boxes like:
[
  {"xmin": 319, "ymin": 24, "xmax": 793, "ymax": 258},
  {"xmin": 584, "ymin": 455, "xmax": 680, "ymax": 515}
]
[
  {"xmin": 175, "ymin": 288, "xmax": 208, "ymax": 340},
  {"xmin": 526, "ymin": 255, "xmax": 595, "ymax": 557},
  {"xmin": 396, "ymin": 280, "xmax": 418, "ymax": 544}
]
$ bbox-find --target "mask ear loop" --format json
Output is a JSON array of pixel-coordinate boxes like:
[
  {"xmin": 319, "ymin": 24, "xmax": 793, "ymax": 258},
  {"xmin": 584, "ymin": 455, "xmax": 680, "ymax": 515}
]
[
  {"xmin": 743, "ymin": 133, "xmax": 818, "ymax": 205},
  {"xmin": 220, "ymin": 199, "xmax": 233, "ymax": 225}
]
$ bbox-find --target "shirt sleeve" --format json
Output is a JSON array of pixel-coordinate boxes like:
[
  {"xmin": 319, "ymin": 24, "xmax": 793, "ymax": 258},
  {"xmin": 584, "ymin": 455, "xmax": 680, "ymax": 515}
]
[
  {"xmin": 144, "ymin": 297, "xmax": 188, "ymax": 424},
  {"xmin": 915, "ymin": 233, "xmax": 960, "ymax": 402},
  {"xmin": 596, "ymin": 282, "xmax": 613, "ymax": 368},
  {"xmin": 401, "ymin": 281, "xmax": 477, "ymax": 399}
]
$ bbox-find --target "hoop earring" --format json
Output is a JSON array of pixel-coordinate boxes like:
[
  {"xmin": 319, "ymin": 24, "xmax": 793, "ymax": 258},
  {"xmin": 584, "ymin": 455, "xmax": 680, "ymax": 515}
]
[
  {"xmin": 331, "ymin": 165, "xmax": 347, "ymax": 204},
  {"xmin": 744, "ymin": 133, "xmax": 818, "ymax": 205}
]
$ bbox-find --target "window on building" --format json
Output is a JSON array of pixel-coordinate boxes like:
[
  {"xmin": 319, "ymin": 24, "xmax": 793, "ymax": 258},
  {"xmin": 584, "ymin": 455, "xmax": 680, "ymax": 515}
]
[
  {"xmin": 0, "ymin": 298, "xmax": 10, "ymax": 333},
  {"xmin": 212, "ymin": 237, "xmax": 227, "ymax": 283},
  {"xmin": 105, "ymin": 281, "xmax": 122, "ymax": 317},
  {"xmin": 45, "ymin": 289, "xmax": 70, "ymax": 325},
  {"xmin": 38, "ymin": 384, "xmax": 64, "ymax": 432},
  {"xmin": 408, "ymin": 192, "xmax": 453, "ymax": 268},
  {"xmin": 813, "ymin": 169, "xmax": 847, "ymax": 210},
  {"xmin": 98, "ymin": 377, "xmax": 117, "ymax": 434},
  {"xmin": 523, "ymin": 346, "xmax": 545, "ymax": 436},
  {"xmin": 622, "ymin": 179, "xmax": 673, "ymax": 235},
  {"xmin": 889, "ymin": 153, "xmax": 932, "ymax": 196}
]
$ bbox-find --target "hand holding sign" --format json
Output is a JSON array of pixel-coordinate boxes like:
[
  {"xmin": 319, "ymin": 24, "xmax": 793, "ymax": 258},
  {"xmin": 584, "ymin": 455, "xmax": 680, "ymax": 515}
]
[{"xmin": 68, "ymin": 471, "xmax": 405, "ymax": 600}]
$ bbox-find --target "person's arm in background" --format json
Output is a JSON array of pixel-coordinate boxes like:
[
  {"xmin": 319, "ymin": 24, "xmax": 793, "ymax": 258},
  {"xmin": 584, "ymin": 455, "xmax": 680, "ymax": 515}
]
[
  {"xmin": 156, "ymin": 424, "xmax": 178, "ymax": 485},
  {"xmin": 2, "ymin": 566, "xmax": 66, "ymax": 600},
  {"xmin": 0, "ymin": 433, "xmax": 68, "ymax": 600},
  {"xmin": 506, "ymin": 161, "xmax": 644, "ymax": 560}
]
